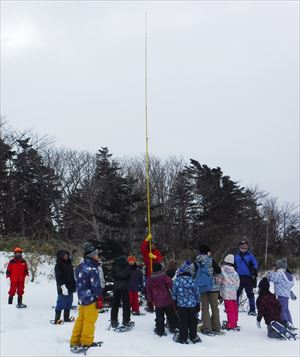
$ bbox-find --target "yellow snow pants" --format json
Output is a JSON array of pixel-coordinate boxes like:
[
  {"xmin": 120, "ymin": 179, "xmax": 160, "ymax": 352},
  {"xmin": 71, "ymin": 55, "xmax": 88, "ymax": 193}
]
[{"xmin": 70, "ymin": 302, "xmax": 99, "ymax": 346}]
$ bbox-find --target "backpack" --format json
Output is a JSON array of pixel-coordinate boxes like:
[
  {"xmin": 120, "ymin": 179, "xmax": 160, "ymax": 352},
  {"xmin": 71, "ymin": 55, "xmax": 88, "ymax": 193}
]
[{"xmin": 195, "ymin": 259, "xmax": 214, "ymax": 293}]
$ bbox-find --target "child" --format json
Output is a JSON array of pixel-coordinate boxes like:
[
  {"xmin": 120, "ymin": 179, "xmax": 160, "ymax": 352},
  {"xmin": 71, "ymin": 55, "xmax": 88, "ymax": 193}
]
[
  {"xmin": 218, "ymin": 254, "xmax": 240, "ymax": 331},
  {"xmin": 110, "ymin": 256, "xmax": 132, "ymax": 327},
  {"xmin": 146, "ymin": 262, "xmax": 178, "ymax": 336},
  {"xmin": 6, "ymin": 247, "xmax": 29, "ymax": 308},
  {"xmin": 172, "ymin": 260, "xmax": 201, "ymax": 344},
  {"xmin": 53, "ymin": 250, "xmax": 76, "ymax": 324},
  {"xmin": 267, "ymin": 258, "xmax": 294, "ymax": 329},
  {"xmin": 256, "ymin": 277, "xmax": 283, "ymax": 338},
  {"xmin": 70, "ymin": 243, "xmax": 103, "ymax": 351},
  {"xmin": 128, "ymin": 256, "xmax": 143, "ymax": 315}
]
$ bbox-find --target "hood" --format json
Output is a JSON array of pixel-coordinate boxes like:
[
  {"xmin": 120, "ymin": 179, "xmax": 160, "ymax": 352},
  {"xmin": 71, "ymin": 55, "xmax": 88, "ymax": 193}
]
[
  {"xmin": 195, "ymin": 254, "xmax": 210, "ymax": 265},
  {"xmin": 56, "ymin": 250, "xmax": 70, "ymax": 262},
  {"xmin": 149, "ymin": 272, "xmax": 165, "ymax": 287},
  {"xmin": 115, "ymin": 256, "xmax": 128, "ymax": 268},
  {"xmin": 221, "ymin": 265, "xmax": 235, "ymax": 274}
]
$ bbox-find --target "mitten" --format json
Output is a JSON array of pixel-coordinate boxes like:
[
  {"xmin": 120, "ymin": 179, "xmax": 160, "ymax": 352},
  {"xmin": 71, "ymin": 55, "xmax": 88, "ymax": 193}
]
[
  {"xmin": 61, "ymin": 284, "xmax": 68, "ymax": 296},
  {"xmin": 145, "ymin": 234, "xmax": 152, "ymax": 242},
  {"xmin": 149, "ymin": 253, "xmax": 157, "ymax": 259},
  {"xmin": 97, "ymin": 296, "xmax": 103, "ymax": 309}
]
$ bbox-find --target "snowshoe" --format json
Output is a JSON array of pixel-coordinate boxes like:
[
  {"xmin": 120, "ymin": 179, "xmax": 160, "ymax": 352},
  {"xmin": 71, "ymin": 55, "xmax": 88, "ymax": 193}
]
[
  {"xmin": 169, "ymin": 327, "xmax": 179, "ymax": 334},
  {"xmin": 200, "ymin": 329, "xmax": 217, "ymax": 336},
  {"xmin": 212, "ymin": 330, "xmax": 226, "ymax": 335},
  {"xmin": 132, "ymin": 311, "xmax": 146, "ymax": 316},
  {"xmin": 248, "ymin": 311, "xmax": 257, "ymax": 316},
  {"xmin": 16, "ymin": 303, "xmax": 27, "ymax": 309},
  {"xmin": 221, "ymin": 321, "xmax": 240, "ymax": 331},
  {"xmin": 64, "ymin": 316, "xmax": 75, "ymax": 322},
  {"xmin": 50, "ymin": 319, "xmax": 64, "ymax": 325},
  {"xmin": 113, "ymin": 321, "xmax": 134, "ymax": 332},
  {"xmin": 98, "ymin": 308, "xmax": 109, "ymax": 314},
  {"xmin": 70, "ymin": 345, "xmax": 89, "ymax": 354},
  {"xmin": 173, "ymin": 333, "xmax": 189, "ymax": 344},
  {"xmin": 189, "ymin": 335, "xmax": 202, "ymax": 344},
  {"xmin": 270, "ymin": 321, "xmax": 297, "ymax": 340}
]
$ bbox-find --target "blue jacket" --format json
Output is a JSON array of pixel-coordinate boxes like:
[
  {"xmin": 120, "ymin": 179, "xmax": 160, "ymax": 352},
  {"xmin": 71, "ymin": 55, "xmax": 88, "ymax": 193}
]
[
  {"xmin": 234, "ymin": 251, "xmax": 258, "ymax": 277},
  {"xmin": 172, "ymin": 273, "xmax": 200, "ymax": 307},
  {"xmin": 75, "ymin": 258, "xmax": 102, "ymax": 306}
]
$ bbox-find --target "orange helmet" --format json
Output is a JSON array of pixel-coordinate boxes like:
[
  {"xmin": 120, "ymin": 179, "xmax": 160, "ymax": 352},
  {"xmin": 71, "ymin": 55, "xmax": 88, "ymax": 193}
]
[{"xmin": 14, "ymin": 247, "xmax": 22, "ymax": 253}]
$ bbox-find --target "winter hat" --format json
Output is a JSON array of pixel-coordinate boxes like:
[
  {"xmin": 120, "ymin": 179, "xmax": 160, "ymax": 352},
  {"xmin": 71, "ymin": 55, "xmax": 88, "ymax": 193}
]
[
  {"xmin": 127, "ymin": 256, "xmax": 137, "ymax": 263},
  {"xmin": 198, "ymin": 244, "xmax": 211, "ymax": 255},
  {"xmin": 14, "ymin": 247, "xmax": 22, "ymax": 253},
  {"xmin": 152, "ymin": 262, "xmax": 162, "ymax": 273},
  {"xmin": 223, "ymin": 254, "xmax": 235, "ymax": 265},
  {"xmin": 178, "ymin": 260, "xmax": 193, "ymax": 274},
  {"xmin": 275, "ymin": 258, "xmax": 287, "ymax": 270},
  {"xmin": 258, "ymin": 277, "xmax": 270, "ymax": 291},
  {"xmin": 83, "ymin": 243, "xmax": 98, "ymax": 258}
]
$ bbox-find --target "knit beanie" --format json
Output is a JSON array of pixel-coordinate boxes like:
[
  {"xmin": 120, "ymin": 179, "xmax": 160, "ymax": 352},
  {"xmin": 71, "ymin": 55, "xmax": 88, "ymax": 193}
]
[
  {"xmin": 83, "ymin": 243, "xmax": 98, "ymax": 258},
  {"xmin": 223, "ymin": 254, "xmax": 235, "ymax": 265},
  {"xmin": 152, "ymin": 262, "xmax": 162, "ymax": 273},
  {"xmin": 275, "ymin": 258, "xmax": 287, "ymax": 270},
  {"xmin": 127, "ymin": 256, "xmax": 137, "ymax": 263},
  {"xmin": 198, "ymin": 244, "xmax": 211, "ymax": 255}
]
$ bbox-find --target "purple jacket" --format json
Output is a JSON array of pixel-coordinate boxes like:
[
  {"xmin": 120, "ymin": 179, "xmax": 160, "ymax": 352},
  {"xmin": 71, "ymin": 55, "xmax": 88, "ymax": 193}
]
[{"xmin": 146, "ymin": 271, "xmax": 173, "ymax": 308}]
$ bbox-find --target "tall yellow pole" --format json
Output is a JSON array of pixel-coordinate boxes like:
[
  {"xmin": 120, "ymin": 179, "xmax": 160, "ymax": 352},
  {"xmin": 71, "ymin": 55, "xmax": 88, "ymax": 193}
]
[{"xmin": 145, "ymin": 12, "xmax": 153, "ymax": 273}]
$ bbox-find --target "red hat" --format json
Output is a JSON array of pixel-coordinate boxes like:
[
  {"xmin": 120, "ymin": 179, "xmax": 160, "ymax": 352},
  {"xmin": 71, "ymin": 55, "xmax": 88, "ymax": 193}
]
[
  {"xmin": 127, "ymin": 256, "xmax": 136, "ymax": 263},
  {"xmin": 14, "ymin": 247, "xmax": 22, "ymax": 253}
]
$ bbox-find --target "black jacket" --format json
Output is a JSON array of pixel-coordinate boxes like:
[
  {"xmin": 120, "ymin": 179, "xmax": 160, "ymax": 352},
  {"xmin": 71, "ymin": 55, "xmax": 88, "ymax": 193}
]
[
  {"xmin": 112, "ymin": 256, "xmax": 131, "ymax": 290},
  {"xmin": 54, "ymin": 250, "xmax": 76, "ymax": 294}
]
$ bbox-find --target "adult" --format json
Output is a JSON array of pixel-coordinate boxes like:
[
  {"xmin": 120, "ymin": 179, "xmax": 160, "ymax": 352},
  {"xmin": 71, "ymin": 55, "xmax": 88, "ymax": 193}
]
[
  {"xmin": 140, "ymin": 234, "xmax": 164, "ymax": 278},
  {"xmin": 194, "ymin": 245, "xmax": 222, "ymax": 335},
  {"xmin": 110, "ymin": 256, "xmax": 132, "ymax": 327},
  {"xmin": 53, "ymin": 250, "xmax": 76, "ymax": 324},
  {"xmin": 70, "ymin": 243, "xmax": 102, "ymax": 351},
  {"xmin": 6, "ymin": 247, "xmax": 29, "ymax": 308},
  {"xmin": 234, "ymin": 240, "xmax": 259, "ymax": 316}
]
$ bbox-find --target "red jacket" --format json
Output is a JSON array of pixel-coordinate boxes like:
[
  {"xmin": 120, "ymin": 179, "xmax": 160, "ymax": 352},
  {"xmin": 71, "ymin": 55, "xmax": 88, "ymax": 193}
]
[
  {"xmin": 141, "ymin": 240, "xmax": 164, "ymax": 277},
  {"xmin": 6, "ymin": 258, "xmax": 29, "ymax": 282}
]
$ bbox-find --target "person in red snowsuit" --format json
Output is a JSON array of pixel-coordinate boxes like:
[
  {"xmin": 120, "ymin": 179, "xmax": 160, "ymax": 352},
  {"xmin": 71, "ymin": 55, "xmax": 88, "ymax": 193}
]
[
  {"xmin": 6, "ymin": 247, "xmax": 29, "ymax": 307},
  {"xmin": 140, "ymin": 235, "xmax": 164, "ymax": 312}
]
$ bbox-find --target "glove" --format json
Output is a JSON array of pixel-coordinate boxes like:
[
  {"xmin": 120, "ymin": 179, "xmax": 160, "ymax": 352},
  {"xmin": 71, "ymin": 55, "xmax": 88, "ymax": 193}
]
[
  {"xmin": 149, "ymin": 253, "xmax": 157, "ymax": 259},
  {"xmin": 256, "ymin": 321, "xmax": 261, "ymax": 328},
  {"xmin": 290, "ymin": 291, "xmax": 297, "ymax": 301},
  {"xmin": 97, "ymin": 296, "xmax": 103, "ymax": 309},
  {"xmin": 6, "ymin": 278, "xmax": 10, "ymax": 287},
  {"xmin": 252, "ymin": 269, "xmax": 258, "ymax": 279},
  {"xmin": 196, "ymin": 304, "xmax": 200, "ymax": 313},
  {"xmin": 145, "ymin": 234, "xmax": 152, "ymax": 242},
  {"xmin": 60, "ymin": 284, "xmax": 68, "ymax": 296},
  {"xmin": 25, "ymin": 276, "xmax": 30, "ymax": 285}
]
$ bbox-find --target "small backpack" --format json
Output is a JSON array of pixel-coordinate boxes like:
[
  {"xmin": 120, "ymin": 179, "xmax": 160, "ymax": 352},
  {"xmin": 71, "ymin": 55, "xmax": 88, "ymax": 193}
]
[{"xmin": 195, "ymin": 259, "xmax": 214, "ymax": 293}]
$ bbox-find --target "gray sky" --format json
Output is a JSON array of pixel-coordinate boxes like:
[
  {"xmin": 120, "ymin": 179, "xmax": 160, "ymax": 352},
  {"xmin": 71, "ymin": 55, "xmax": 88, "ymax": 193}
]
[{"xmin": 1, "ymin": 1, "xmax": 299, "ymax": 205}]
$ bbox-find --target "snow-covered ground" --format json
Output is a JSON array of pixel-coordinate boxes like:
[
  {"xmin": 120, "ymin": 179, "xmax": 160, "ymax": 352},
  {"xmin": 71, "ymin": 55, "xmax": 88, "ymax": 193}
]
[{"xmin": 0, "ymin": 251, "xmax": 299, "ymax": 356}]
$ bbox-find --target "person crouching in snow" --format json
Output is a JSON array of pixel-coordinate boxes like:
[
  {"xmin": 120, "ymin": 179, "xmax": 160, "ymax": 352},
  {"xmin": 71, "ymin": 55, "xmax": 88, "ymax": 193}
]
[
  {"xmin": 146, "ymin": 262, "xmax": 178, "ymax": 336},
  {"xmin": 128, "ymin": 256, "xmax": 143, "ymax": 315},
  {"xmin": 256, "ymin": 277, "xmax": 283, "ymax": 339},
  {"xmin": 218, "ymin": 254, "xmax": 240, "ymax": 331},
  {"xmin": 53, "ymin": 250, "xmax": 76, "ymax": 324},
  {"xmin": 70, "ymin": 243, "xmax": 103, "ymax": 350},
  {"xmin": 267, "ymin": 258, "xmax": 294, "ymax": 329},
  {"xmin": 6, "ymin": 247, "xmax": 29, "ymax": 308},
  {"xmin": 172, "ymin": 260, "xmax": 201, "ymax": 344}
]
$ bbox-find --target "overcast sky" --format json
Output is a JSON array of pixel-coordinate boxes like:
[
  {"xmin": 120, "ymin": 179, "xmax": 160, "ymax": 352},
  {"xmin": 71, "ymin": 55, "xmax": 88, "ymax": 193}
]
[{"xmin": 1, "ymin": 1, "xmax": 299, "ymax": 205}]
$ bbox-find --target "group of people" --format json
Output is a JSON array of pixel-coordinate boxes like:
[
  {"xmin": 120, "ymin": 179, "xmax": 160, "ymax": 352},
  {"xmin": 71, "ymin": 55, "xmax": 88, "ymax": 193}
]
[{"xmin": 5, "ymin": 238, "xmax": 297, "ymax": 350}]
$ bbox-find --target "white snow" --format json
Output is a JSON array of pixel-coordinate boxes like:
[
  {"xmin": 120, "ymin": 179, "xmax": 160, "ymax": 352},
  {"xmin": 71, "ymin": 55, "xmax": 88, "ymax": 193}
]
[{"xmin": 0, "ymin": 252, "xmax": 299, "ymax": 356}]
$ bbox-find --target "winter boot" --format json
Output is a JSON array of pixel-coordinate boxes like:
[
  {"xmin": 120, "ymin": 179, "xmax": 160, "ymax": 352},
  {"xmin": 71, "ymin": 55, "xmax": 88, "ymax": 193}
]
[
  {"xmin": 8, "ymin": 296, "xmax": 13, "ymax": 304},
  {"xmin": 54, "ymin": 310, "xmax": 63, "ymax": 324},
  {"xmin": 64, "ymin": 309, "xmax": 75, "ymax": 322},
  {"xmin": 16, "ymin": 296, "xmax": 27, "ymax": 308}
]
